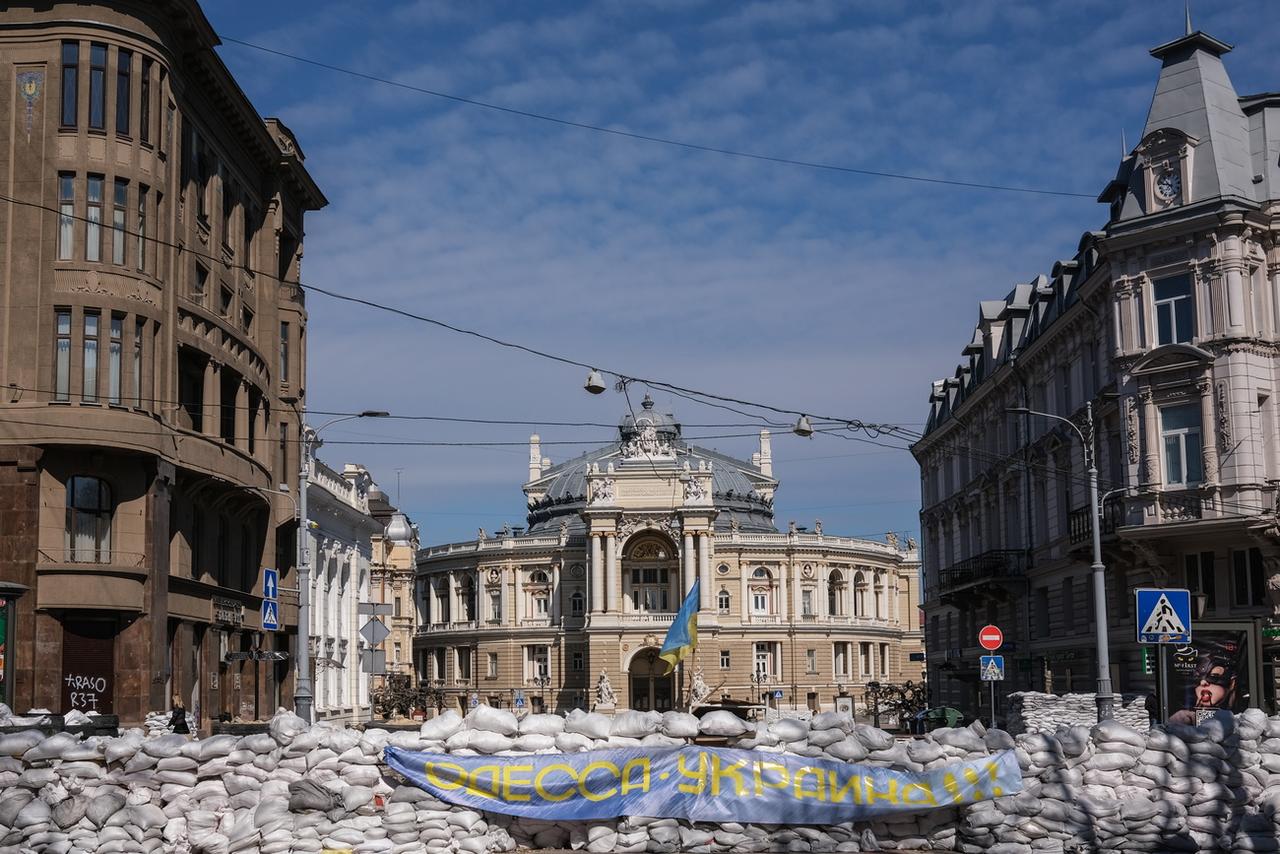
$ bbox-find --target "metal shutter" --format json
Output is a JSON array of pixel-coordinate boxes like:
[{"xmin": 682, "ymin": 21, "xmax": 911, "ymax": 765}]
[{"xmin": 60, "ymin": 619, "xmax": 116, "ymax": 714}]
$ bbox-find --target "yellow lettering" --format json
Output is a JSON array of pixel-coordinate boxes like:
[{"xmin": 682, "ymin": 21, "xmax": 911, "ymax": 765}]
[
  {"xmin": 753, "ymin": 760, "xmax": 789, "ymax": 798},
  {"xmin": 425, "ymin": 762, "xmax": 465, "ymax": 791},
  {"xmin": 620, "ymin": 757, "xmax": 651, "ymax": 795},
  {"xmin": 900, "ymin": 783, "xmax": 937, "ymax": 807},
  {"xmin": 533, "ymin": 764, "xmax": 578, "ymax": 803},
  {"xmin": 941, "ymin": 772, "xmax": 962, "ymax": 803},
  {"xmin": 987, "ymin": 761, "xmax": 1004, "ymax": 797},
  {"xmin": 677, "ymin": 752, "xmax": 707, "ymax": 795},
  {"xmin": 828, "ymin": 771, "xmax": 862, "ymax": 804},
  {"xmin": 502, "ymin": 764, "xmax": 533, "ymax": 802},
  {"xmin": 467, "ymin": 765, "xmax": 500, "ymax": 800},
  {"xmin": 710, "ymin": 753, "xmax": 747, "ymax": 797},
  {"xmin": 578, "ymin": 761, "xmax": 620, "ymax": 802},
  {"xmin": 962, "ymin": 767, "xmax": 987, "ymax": 802},
  {"xmin": 793, "ymin": 766, "xmax": 826, "ymax": 802},
  {"xmin": 864, "ymin": 776, "xmax": 900, "ymax": 806}
]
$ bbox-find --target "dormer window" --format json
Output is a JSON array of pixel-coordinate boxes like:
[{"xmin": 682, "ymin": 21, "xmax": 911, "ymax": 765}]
[{"xmin": 1136, "ymin": 128, "xmax": 1194, "ymax": 213}]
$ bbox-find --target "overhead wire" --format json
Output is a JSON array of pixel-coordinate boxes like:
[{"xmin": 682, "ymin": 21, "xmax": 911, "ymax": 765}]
[{"xmin": 218, "ymin": 37, "xmax": 1097, "ymax": 201}]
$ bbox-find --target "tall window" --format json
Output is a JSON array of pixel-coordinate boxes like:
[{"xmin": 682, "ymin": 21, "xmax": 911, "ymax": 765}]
[
  {"xmin": 1185, "ymin": 551, "xmax": 1216, "ymax": 612},
  {"xmin": 1232, "ymin": 548, "xmax": 1265, "ymax": 607},
  {"xmin": 221, "ymin": 172, "xmax": 235, "ymax": 250},
  {"xmin": 115, "ymin": 49, "xmax": 131, "ymax": 135},
  {"xmin": 570, "ymin": 588, "xmax": 584, "ymax": 616},
  {"xmin": 193, "ymin": 264, "xmax": 208, "ymax": 305},
  {"xmin": 805, "ymin": 649, "xmax": 816, "ymax": 673},
  {"xmin": 828, "ymin": 569, "xmax": 845, "ymax": 616},
  {"xmin": 720, "ymin": 649, "xmax": 730, "ymax": 669},
  {"xmin": 859, "ymin": 642, "xmax": 872, "ymax": 676},
  {"xmin": 1161, "ymin": 404, "xmax": 1203, "ymax": 486},
  {"xmin": 88, "ymin": 44, "xmax": 106, "ymax": 130},
  {"xmin": 66, "ymin": 476, "xmax": 111, "ymax": 562},
  {"xmin": 139, "ymin": 58, "xmax": 152, "ymax": 144},
  {"xmin": 60, "ymin": 42, "xmax": 79, "ymax": 128},
  {"xmin": 1154, "ymin": 274, "xmax": 1194, "ymax": 345},
  {"xmin": 86, "ymin": 175, "xmax": 103, "ymax": 262},
  {"xmin": 82, "ymin": 313, "xmax": 99, "ymax": 402},
  {"xmin": 1061, "ymin": 577, "xmax": 1076, "ymax": 632},
  {"xmin": 801, "ymin": 588, "xmax": 814, "ymax": 616},
  {"xmin": 754, "ymin": 642, "xmax": 772, "ymax": 679},
  {"xmin": 525, "ymin": 645, "xmax": 549, "ymax": 681},
  {"xmin": 487, "ymin": 653, "xmax": 498, "ymax": 679},
  {"xmin": 279, "ymin": 322, "xmax": 290, "ymax": 382},
  {"xmin": 879, "ymin": 643, "xmax": 889, "ymax": 676},
  {"xmin": 136, "ymin": 185, "xmax": 147, "ymax": 272},
  {"xmin": 630, "ymin": 567, "xmax": 670, "ymax": 613},
  {"xmin": 108, "ymin": 314, "xmax": 122, "ymax": 404},
  {"xmin": 717, "ymin": 588, "xmax": 730, "ymax": 612},
  {"xmin": 833, "ymin": 642, "xmax": 850, "ymax": 677},
  {"xmin": 571, "ymin": 650, "xmax": 583, "ymax": 672},
  {"xmin": 132, "ymin": 318, "xmax": 144, "ymax": 407},
  {"xmin": 58, "ymin": 174, "xmax": 75, "ymax": 260},
  {"xmin": 112, "ymin": 179, "xmax": 127, "ymax": 265},
  {"xmin": 54, "ymin": 310, "xmax": 71, "ymax": 401},
  {"xmin": 488, "ymin": 590, "xmax": 501, "ymax": 622},
  {"xmin": 456, "ymin": 648, "xmax": 471, "ymax": 682}
]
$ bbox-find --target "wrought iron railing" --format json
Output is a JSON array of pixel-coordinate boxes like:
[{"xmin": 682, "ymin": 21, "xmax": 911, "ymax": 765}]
[
  {"xmin": 937, "ymin": 549, "xmax": 1026, "ymax": 592},
  {"xmin": 1068, "ymin": 494, "xmax": 1124, "ymax": 544}
]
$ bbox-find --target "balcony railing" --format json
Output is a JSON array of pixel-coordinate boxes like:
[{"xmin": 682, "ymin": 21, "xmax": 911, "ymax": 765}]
[
  {"xmin": 1159, "ymin": 491, "xmax": 1202, "ymax": 522},
  {"xmin": 39, "ymin": 548, "xmax": 146, "ymax": 566},
  {"xmin": 1068, "ymin": 494, "xmax": 1124, "ymax": 545},
  {"xmin": 938, "ymin": 549, "xmax": 1026, "ymax": 593}
]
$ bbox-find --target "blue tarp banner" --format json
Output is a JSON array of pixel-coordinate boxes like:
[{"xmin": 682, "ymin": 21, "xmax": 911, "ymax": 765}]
[{"xmin": 384, "ymin": 744, "xmax": 1022, "ymax": 823}]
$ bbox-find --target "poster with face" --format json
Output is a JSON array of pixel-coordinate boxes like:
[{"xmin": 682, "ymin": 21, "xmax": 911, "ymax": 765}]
[{"xmin": 1165, "ymin": 629, "xmax": 1249, "ymax": 724}]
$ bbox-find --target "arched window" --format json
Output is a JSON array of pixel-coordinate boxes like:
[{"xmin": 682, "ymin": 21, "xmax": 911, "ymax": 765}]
[
  {"xmin": 750, "ymin": 568, "xmax": 772, "ymax": 615},
  {"xmin": 570, "ymin": 589, "xmax": 585, "ymax": 616},
  {"xmin": 530, "ymin": 570, "xmax": 549, "ymax": 585},
  {"xmin": 874, "ymin": 573, "xmax": 885, "ymax": 619},
  {"xmin": 717, "ymin": 588, "xmax": 731, "ymax": 612},
  {"xmin": 853, "ymin": 571, "xmax": 867, "ymax": 616},
  {"xmin": 828, "ymin": 569, "xmax": 845, "ymax": 616},
  {"xmin": 458, "ymin": 575, "xmax": 476, "ymax": 621},
  {"xmin": 66, "ymin": 475, "xmax": 112, "ymax": 562}
]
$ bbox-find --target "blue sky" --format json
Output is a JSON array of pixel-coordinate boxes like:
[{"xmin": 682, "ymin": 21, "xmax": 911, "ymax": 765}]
[{"xmin": 205, "ymin": 0, "xmax": 1280, "ymax": 545}]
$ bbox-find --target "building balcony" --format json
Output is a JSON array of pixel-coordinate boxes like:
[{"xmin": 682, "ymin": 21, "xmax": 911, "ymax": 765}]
[
  {"xmin": 937, "ymin": 549, "xmax": 1026, "ymax": 604},
  {"xmin": 1068, "ymin": 494, "xmax": 1124, "ymax": 545},
  {"xmin": 1157, "ymin": 490, "xmax": 1202, "ymax": 523}
]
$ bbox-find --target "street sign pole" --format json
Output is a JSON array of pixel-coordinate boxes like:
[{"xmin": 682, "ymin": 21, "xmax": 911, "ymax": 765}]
[
  {"xmin": 990, "ymin": 680, "xmax": 996, "ymax": 730},
  {"xmin": 1157, "ymin": 644, "xmax": 1168, "ymax": 723}
]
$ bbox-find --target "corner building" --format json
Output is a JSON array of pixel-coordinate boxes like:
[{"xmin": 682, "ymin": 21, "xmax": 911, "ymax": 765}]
[
  {"xmin": 415, "ymin": 398, "xmax": 922, "ymax": 715},
  {"xmin": 0, "ymin": 2, "xmax": 325, "ymax": 725},
  {"xmin": 912, "ymin": 25, "xmax": 1280, "ymax": 720}
]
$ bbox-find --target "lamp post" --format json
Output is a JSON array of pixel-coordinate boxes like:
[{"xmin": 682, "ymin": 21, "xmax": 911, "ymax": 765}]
[
  {"xmin": 281, "ymin": 402, "xmax": 390, "ymax": 723},
  {"xmin": 752, "ymin": 669, "xmax": 769, "ymax": 717},
  {"xmin": 1008, "ymin": 401, "xmax": 1113, "ymax": 721}
]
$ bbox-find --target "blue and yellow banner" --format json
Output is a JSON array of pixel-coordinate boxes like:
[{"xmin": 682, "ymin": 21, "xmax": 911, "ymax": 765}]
[
  {"xmin": 384, "ymin": 745, "xmax": 1021, "ymax": 823},
  {"xmin": 659, "ymin": 579, "xmax": 699, "ymax": 675}
]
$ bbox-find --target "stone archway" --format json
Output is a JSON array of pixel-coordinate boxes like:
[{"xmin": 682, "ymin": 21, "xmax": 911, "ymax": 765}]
[{"xmin": 628, "ymin": 647, "xmax": 675, "ymax": 712}]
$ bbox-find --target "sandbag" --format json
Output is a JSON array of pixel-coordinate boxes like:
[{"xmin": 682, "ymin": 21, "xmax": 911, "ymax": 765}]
[
  {"xmin": 699, "ymin": 711, "xmax": 750, "ymax": 737},
  {"xmin": 465, "ymin": 705, "xmax": 518, "ymax": 736},
  {"xmin": 660, "ymin": 712, "xmax": 700, "ymax": 739},
  {"xmin": 564, "ymin": 710, "xmax": 612, "ymax": 740},
  {"xmin": 419, "ymin": 710, "xmax": 463, "ymax": 741},
  {"xmin": 518, "ymin": 714, "xmax": 564, "ymax": 737}
]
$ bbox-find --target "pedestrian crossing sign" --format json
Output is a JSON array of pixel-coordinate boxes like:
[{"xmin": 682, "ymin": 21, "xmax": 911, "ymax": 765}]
[
  {"xmin": 1135, "ymin": 588, "xmax": 1192, "ymax": 644},
  {"xmin": 980, "ymin": 655, "xmax": 1004, "ymax": 681},
  {"xmin": 261, "ymin": 599, "xmax": 280, "ymax": 631}
]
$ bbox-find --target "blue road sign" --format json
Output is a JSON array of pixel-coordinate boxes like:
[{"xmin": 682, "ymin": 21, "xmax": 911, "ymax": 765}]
[
  {"xmin": 261, "ymin": 599, "xmax": 280, "ymax": 631},
  {"xmin": 263, "ymin": 568, "xmax": 279, "ymax": 601},
  {"xmin": 469, "ymin": 693, "xmax": 480, "ymax": 709},
  {"xmin": 514, "ymin": 691, "xmax": 526, "ymax": 708},
  {"xmin": 772, "ymin": 690, "xmax": 784, "ymax": 699},
  {"xmin": 1135, "ymin": 588, "xmax": 1192, "ymax": 644},
  {"xmin": 980, "ymin": 655, "xmax": 1004, "ymax": 681}
]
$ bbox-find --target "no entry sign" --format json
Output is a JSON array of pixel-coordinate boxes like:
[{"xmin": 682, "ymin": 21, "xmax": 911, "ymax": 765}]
[{"xmin": 978, "ymin": 625, "xmax": 1003, "ymax": 651}]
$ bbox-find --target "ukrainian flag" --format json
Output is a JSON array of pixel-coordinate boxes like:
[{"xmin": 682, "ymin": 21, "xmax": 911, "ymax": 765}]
[{"xmin": 659, "ymin": 579, "xmax": 700, "ymax": 675}]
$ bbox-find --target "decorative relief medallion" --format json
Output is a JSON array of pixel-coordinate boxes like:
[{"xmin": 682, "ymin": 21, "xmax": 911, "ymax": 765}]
[
  {"xmin": 801, "ymin": 564, "xmax": 815, "ymax": 580},
  {"xmin": 16, "ymin": 71, "xmax": 42, "ymax": 142},
  {"xmin": 487, "ymin": 568, "xmax": 500, "ymax": 584},
  {"xmin": 589, "ymin": 477, "xmax": 615, "ymax": 505},
  {"xmin": 570, "ymin": 563, "xmax": 585, "ymax": 579}
]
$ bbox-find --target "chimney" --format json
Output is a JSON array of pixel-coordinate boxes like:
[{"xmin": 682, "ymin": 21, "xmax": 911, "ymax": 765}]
[{"xmin": 529, "ymin": 434, "xmax": 542, "ymax": 482}]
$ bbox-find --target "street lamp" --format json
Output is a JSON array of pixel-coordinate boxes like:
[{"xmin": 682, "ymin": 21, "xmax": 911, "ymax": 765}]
[
  {"xmin": 280, "ymin": 401, "xmax": 391, "ymax": 723},
  {"xmin": 752, "ymin": 669, "xmax": 770, "ymax": 716},
  {"xmin": 1008, "ymin": 401, "xmax": 1114, "ymax": 721}
]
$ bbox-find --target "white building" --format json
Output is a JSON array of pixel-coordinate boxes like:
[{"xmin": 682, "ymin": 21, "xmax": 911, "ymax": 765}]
[{"xmin": 307, "ymin": 460, "xmax": 381, "ymax": 723}]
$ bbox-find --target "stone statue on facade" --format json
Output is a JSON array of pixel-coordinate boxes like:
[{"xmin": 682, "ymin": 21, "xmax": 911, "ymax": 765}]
[
  {"xmin": 886, "ymin": 531, "xmax": 899, "ymax": 549},
  {"xmin": 595, "ymin": 669, "xmax": 617, "ymax": 709},
  {"xmin": 684, "ymin": 477, "xmax": 707, "ymax": 504},
  {"xmin": 814, "ymin": 520, "xmax": 823, "ymax": 536},
  {"xmin": 689, "ymin": 666, "xmax": 711, "ymax": 709}
]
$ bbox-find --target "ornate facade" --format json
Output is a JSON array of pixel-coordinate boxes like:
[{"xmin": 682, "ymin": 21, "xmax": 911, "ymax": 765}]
[
  {"xmin": 912, "ymin": 25, "xmax": 1280, "ymax": 720},
  {"xmin": 414, "ymin": 397, "xmax": 922, "ymax": 715},
  {"xmin": 0, "ymin": 1, "xmax": 324, "ymax": 725}
]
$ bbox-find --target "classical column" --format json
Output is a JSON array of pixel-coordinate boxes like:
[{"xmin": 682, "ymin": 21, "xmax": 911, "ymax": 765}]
[
  {"xmin": 235, "ymin": 380, "xmax": 249, "ymax": 451},
  {"xmin": 683, "ymin": 531, "xmax": 695, "ymax": 595},
  {"xmin": 590, "ymin": 534, "xmax": 604, "ymax": 613},
  {"xmin": 447, "ymin": 570, "xmax": 457, "ymax": 624},
  {"xmin": 605, "ymin": 534, "xmax": 617, "ymax": 613},
  {"xmin": 202, "ymin": 360, "xmax": 219, "ymax": 436},
  {"xmin": 552, "ymin": 562, "xmax": 562, "ymax": 624},
  {"xmin": 1198, "ymin": 378, "xmax": 1220, "ymax": 484},
  {"xmin": 513, "ymin": 567, "xmax": 523, "ymax": 628},
  {"xmin": 739, "ymin": 564, "xmax": 749, "ymax": 621},
  {"xmin": 697, "ymin": 532, "xmax": 711, "ymax": 610},
  {"xmin": 792, "ymin": 561, "xmax": 802, "ymax": 621},
  {"xmin": 778, "ymin": 563, "xmax": 788, "ymax": 621},
  {"xmin": 1141, "ymin": 388, "xmax": 1160, "ymax": 486}
]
